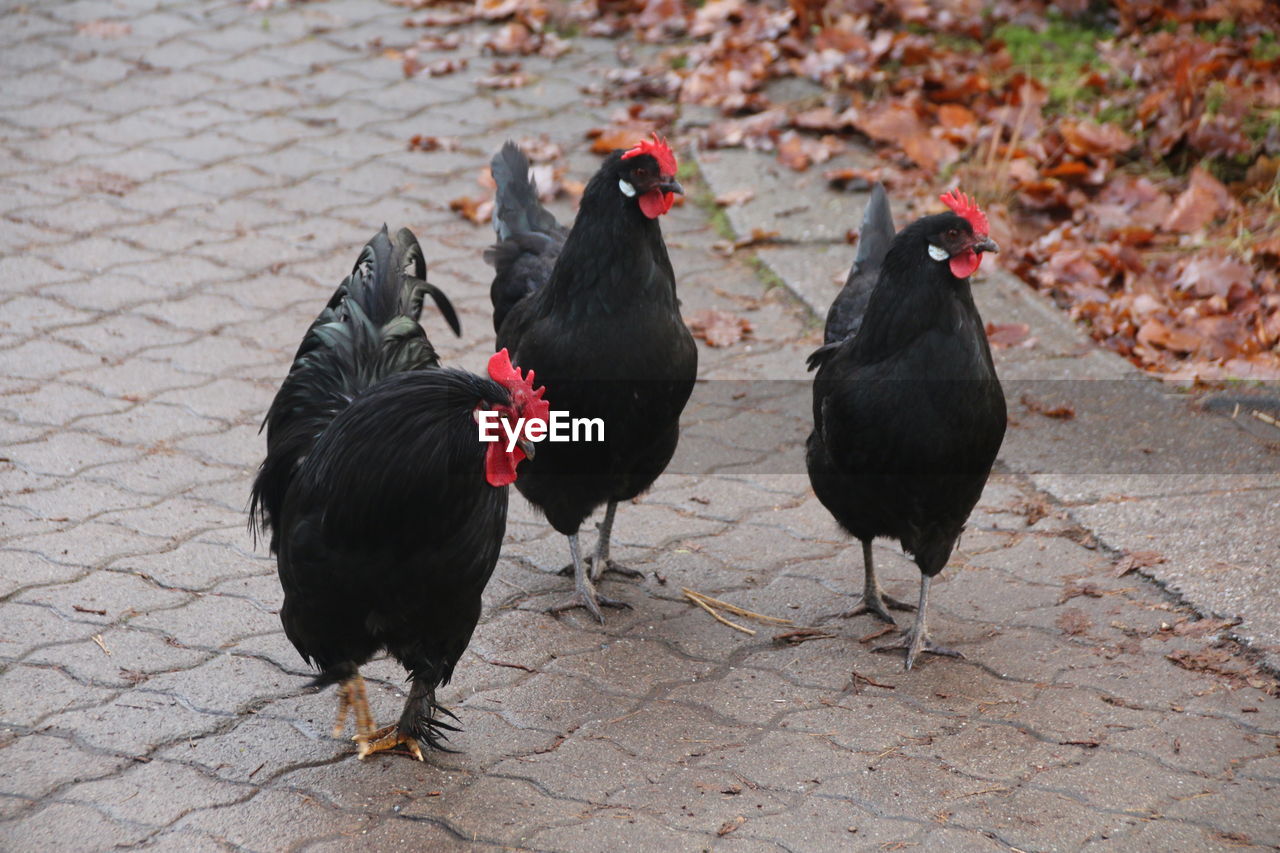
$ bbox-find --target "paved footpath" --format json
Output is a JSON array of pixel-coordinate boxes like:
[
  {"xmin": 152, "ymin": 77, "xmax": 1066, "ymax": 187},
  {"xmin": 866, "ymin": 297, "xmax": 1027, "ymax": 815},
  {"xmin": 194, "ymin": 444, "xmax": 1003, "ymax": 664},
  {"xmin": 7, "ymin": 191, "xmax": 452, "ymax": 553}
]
[{"xmin": 1, "ymin": 1, "xmax": 1277, "ymax": 851}]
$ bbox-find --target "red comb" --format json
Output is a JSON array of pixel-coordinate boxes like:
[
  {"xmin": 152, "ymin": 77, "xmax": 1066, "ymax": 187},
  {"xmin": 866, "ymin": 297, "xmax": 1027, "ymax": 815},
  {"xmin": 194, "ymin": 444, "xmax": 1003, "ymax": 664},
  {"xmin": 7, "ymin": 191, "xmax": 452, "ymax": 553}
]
[
  {"xmin": 940, "ymin": 189, "xmax": 989, "ymax": 237},
  {"xmin": 621, "ymin": 132, "xmax": 678, "ymax": 176},
  {"xmin": 488, "ymin": 349, "xmax": 549, "ymax": 421}
]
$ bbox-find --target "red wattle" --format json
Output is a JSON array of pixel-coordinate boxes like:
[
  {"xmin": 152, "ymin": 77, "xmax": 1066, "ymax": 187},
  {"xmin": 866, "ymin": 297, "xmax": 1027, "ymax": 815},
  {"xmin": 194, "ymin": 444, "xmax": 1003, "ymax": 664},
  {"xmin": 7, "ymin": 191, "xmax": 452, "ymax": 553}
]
[
  {"xmin": 638, "ymin": 189, "xmax": 673, "ymax": 219},
  {"xmin": 949, "ymin": 249, "xmax": 981, "ymax": 279},
  {"xmin": 485, "ymin": 443, "xmax": 525, "ymax": 487}
]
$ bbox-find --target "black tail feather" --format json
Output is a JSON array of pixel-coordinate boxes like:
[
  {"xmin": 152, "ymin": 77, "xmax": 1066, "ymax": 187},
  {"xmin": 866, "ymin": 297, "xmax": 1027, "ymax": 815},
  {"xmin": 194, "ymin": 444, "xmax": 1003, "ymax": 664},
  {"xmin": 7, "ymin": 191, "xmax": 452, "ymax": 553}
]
[
  {"xmin": 818, "ymin": 183, "xmax": 898, "ymax": 352},
  {"xmin": 486, "ymin": 141, "xmax": 568, "ymax": 334},
  {"xmin": 249, "ymin": 226, "xmax": 451, "ymax": 550}
]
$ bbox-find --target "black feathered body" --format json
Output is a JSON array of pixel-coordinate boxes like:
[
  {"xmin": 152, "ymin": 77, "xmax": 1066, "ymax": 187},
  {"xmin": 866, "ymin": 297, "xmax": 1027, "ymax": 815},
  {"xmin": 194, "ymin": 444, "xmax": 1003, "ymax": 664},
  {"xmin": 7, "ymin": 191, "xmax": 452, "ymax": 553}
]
[
  {"xmin": 494, "ymin": 151, "xmax": 697, "ymax": 536},
  {"xmin": 250, "ymin": 226, "xmax": 502, "ymax": 721},
  {"xmin": 806, "ymin": 213, "xmax": 1006, "ymax": 577},
  {"xmin": 275, "ymin": 369, "xmax": 509, "ymax": 689}
]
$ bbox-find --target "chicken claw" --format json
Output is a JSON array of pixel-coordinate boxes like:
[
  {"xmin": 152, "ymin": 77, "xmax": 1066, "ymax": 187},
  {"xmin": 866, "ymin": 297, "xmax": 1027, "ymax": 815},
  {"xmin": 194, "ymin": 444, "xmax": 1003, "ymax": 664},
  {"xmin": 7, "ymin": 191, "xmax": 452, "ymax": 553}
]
[
  {"xmin": 840, "ymin": 540, "xmax": 916, "ymax": 624},
  {"xmin": 549, "ymin": 588, "xmax": 631, "ymax": 623},
  {"xmin": 355, "ymin": 724, "xmax": 425, "ymax": 761},
  {"xmin": 556, "ymin": 558, "xmax": 644, "ymax": 580},
  {"xmin": 871, "ymin": 576, "xmax": 962, "ymax": 670},
  {"xmin": 839, "ymin": 591, "xmax": 916, "ymax": 625}
]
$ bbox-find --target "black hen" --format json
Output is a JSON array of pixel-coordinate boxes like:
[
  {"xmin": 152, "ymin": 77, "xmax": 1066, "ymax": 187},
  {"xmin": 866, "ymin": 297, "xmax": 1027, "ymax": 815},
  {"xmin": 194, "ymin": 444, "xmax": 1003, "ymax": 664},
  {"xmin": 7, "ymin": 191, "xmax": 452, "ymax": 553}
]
[
  {"xmin": 487, "ymin": 136, "xmax": 698, "ymax": 621},
  {"xmin": 806, "ymin": 189, "xmax": 1006, "ymax": 670},
  {"xmin": 251, "ymin": 226, "xmax": 549, "ymax": 758}
]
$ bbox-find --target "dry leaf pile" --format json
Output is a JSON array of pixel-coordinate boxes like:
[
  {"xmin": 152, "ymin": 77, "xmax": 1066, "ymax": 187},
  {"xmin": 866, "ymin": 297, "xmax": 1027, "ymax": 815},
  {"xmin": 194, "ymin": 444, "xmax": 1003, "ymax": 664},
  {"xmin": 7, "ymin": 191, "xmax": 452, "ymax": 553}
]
[{"xmin": 388, "ymin": 0, "xmax": 1280, "ymax": 378}]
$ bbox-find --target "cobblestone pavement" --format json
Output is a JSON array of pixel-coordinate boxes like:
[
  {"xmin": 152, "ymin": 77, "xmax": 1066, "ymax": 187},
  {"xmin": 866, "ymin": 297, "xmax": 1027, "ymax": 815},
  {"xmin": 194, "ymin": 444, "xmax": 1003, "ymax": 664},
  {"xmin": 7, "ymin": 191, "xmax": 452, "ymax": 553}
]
[{"xmin": 2, "ymin": 1, "xmax": 1278, "ymax": 851}]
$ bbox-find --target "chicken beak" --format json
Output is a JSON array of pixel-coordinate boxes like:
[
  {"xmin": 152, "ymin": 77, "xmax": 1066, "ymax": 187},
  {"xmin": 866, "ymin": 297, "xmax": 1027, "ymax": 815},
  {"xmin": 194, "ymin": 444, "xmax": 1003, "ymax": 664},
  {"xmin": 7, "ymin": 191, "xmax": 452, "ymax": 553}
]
[
  {"xmin": 518, "ymin": 436, "xmax": 536, "ymax": 461},
  {"xmin": 974, "ymin": 236, "xmax": 999, "ymax": 254},
  {"xmin": 658, "ymin": 178, "xmax": 684, "ymax": 196}
]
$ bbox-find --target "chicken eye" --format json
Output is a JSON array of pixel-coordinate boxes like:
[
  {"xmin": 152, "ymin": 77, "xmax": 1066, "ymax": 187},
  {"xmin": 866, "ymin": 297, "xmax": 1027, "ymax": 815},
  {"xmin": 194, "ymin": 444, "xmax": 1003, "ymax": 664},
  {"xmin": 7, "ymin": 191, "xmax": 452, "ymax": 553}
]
[
  {"xmin": 633, "ymin": 167, "xmax": 649, "ymax": 178},
  {"xmin": 947, "ymin": 228, "xmax": 959, "ymax": 239}
]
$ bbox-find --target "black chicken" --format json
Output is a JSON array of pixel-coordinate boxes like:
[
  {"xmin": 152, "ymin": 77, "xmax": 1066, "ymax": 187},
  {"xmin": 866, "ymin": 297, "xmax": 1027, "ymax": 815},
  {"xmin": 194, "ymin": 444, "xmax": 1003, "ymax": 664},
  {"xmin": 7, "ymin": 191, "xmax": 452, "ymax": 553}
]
[
  {"xmin": 486, "ymin": 137, "xmax": 698, "ymax": 621},
  {"xmin": 806, "ymin": 188, "xmax": 1006, "ymax": 670},
  {"xmin": 251, "ymin": 226, "xmax": 549, "ymax": 758}
]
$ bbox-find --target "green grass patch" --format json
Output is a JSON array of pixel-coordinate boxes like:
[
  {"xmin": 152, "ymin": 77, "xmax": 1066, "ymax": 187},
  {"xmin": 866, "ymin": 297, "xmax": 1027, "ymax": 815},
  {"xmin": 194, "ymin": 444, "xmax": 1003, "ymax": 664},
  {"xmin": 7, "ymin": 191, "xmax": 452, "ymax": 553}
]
[{"xmin": 994, "ymin": 16, "xmax": 1111, "ymax": 113}]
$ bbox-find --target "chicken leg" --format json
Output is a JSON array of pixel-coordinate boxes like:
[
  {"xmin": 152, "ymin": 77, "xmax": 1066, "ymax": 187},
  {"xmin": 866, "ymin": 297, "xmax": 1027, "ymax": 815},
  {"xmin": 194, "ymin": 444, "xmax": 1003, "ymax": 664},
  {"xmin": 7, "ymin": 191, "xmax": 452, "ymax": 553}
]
[
  {"xmin": 874, "ymin": 575, "xmax": 964, "ymax": 670},
  {"xmin": 332, "ymin": 673, "xmax": 376, "ymax": 743},
  {"xmin": 589, "ymin": 500, "xmax": 644, "ymax": 580},
  {"xmin": 550, "ymin": 532, "xmax": 630, "ymax": 622},
  {"xmin": 556, "ymin": 501, "xmax": 644, "ymax": 580},
  {"xmin": 839, "ymin": 540, "xmax": 916, "ymax": 624}
]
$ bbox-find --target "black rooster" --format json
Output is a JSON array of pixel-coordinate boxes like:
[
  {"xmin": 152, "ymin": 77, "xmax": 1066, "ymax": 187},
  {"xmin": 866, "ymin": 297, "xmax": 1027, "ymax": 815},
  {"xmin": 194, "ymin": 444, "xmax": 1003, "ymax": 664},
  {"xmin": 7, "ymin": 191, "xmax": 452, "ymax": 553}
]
[
  {"xmin": 806, "ymin": 189, "xmax": 1006, "ymax": 670},
  {"xmin": 251, "ymin": 226, "xmax": 549, "ymax": 758},
  {"xmin": 487, "ymin": 137, "xmax": 698, "ymax": 621}
]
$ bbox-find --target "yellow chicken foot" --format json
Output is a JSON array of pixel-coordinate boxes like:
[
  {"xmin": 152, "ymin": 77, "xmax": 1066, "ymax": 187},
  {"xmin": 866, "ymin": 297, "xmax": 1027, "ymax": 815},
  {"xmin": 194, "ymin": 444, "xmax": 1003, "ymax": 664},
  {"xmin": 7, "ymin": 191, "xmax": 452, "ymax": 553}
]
[
  {"xmin": 355, "ymin": 724, "xmax": 425, "ymax": 761},
  {"xmin": 332, "ymin": 674, "xmax": 376, "ymax": 741}
]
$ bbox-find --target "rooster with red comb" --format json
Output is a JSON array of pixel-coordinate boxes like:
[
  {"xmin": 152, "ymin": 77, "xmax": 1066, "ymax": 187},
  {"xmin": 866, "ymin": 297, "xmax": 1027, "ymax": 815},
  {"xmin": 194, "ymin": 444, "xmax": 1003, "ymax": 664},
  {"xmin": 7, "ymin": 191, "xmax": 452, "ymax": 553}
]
[
  {"xmin": 486, "ymin": 134, "xmax": 697, "ymax": 621},
  {"xmin": 806, "ymin": 186, "xmax": 1006, "ymax": 670},
  {"xmin": 252, "ymin": 226, "xmax": 550, "ymax": 758}
]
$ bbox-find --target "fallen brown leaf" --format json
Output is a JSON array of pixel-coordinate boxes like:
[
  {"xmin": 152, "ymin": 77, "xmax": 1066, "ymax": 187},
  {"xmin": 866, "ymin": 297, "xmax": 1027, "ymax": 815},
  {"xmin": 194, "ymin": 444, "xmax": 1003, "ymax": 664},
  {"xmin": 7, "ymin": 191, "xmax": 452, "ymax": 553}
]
[
  {"xmin": 1114, "ymin": 550, "xmax": 1165, "ymax": 577},
  {"xmin": 985, "ymin": 322, "xmax": 1031, "ymax": 349},
  {"xmin": 1020, "ymin": 394, "xmax": 1075, "ymax": 420},
  {"xmin": 448, "ymin": 195, "xmax": 493, "ymax": 225},
  {"xmin": 686, "ymin": 309, "xmax": 754, "ymax": 347},
  {"xmin": 77, "ymin": 20, "xmax": 132, "ymax": 38},
  {"xmin": 1056, "ymin": 608, "xmax": 1092, "ymax": 636},
  {"xmin": 715, "ymin": 188, "xmax": 756, "ymax": 207}
]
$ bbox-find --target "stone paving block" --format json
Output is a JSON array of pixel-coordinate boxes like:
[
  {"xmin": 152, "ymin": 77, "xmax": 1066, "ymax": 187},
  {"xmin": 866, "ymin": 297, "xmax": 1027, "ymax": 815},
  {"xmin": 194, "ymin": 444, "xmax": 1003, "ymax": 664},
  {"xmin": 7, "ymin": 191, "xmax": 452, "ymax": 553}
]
[
  {"xmin": 545, "ymin": 637, "xmax": 717, "ymax": 700},
  {"xmin": 1158, "ymin": 776, "xmax": 1280, "ymax": 845},
  {"xmin": 58, "ymin": 758, "xmax": 251, "ymax": 829},
  {"xmin": 123, "ymin": 537, "xmax": 261, "ymax": 591},
  {"xmin": 23, "ymin": 626, "xmax": 210, "ymax": 690},
  {"xmin": 156, "ymin": 711, "xmax": 338, "ymax": 786},
  {"xmin": 5, "ymin": 471, "xmax": 144, "ymax": 525},
  {"xmin": 0, "ymin": 601, "xmax": 105, "ymax": 660},
  {"xmin": 139, "ymin": 653, "xmax": 293, "ymax": 716},
  {"xmin": 0, "ymin": 551, "xmax": 84, "ymax": 599},
  {"xmin": 468, "ymin": 670, "xmax": 635, "ymax": 738},
  {"xmin": 171, "ymin": 787, "xmax": 358, "ymax": 851},
  {"xmin": 129, "ymin": 591, "xmax": 279, "ymax": 652},
  {"xmin": 0, "ymin": 732, "xmax": 129, "ymax": 816},
  {"xmin": 37, "ymin": 273, "xmax": 171, "ymax": 314},
  {"xmin": 17, "ymin": 569, "xmax": 191, "ymax": 625},
  {"xmin": 95, "ymin": 496, "xmax": 231, "ymax": 541},
  {"xmin": 0, "ymin": 800, "xmax": 154, "ymax": 852},
  {"xmin": 83, "ymin": 453, "xmax": 235, "ymax": 498},
  {"xmin": 299, "ymin": 816, "xmax": 474, "ymax": 852},
  {"xmin": 0, "ymin": 339, "xmax": 104, "ymax": 381},
  {"xmin": 42, "ymin": 691, "xmax": 229, "ymax": 756},
  {"xmin": 0, "ymin": 295, "xmax": 96, "ymax": 333},
  {"xmin": 738, "ymin": 793, "xmax": 936, "ymax": 851},
  {"xmin": 5, "ymin": 382, "xmax": 131, "ymax": 429},
  {"xmin": 0, "ymin": 664, "xmax": 117, "ymax": 728}
]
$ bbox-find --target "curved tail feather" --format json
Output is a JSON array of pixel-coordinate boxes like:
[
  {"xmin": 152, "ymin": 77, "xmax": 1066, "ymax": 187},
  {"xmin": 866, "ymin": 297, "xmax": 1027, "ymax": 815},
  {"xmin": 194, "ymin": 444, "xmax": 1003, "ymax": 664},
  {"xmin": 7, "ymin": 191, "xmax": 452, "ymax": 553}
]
[{"xmin": 250, "ymin": 225, "xmax": 457, "ymax": 549}]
